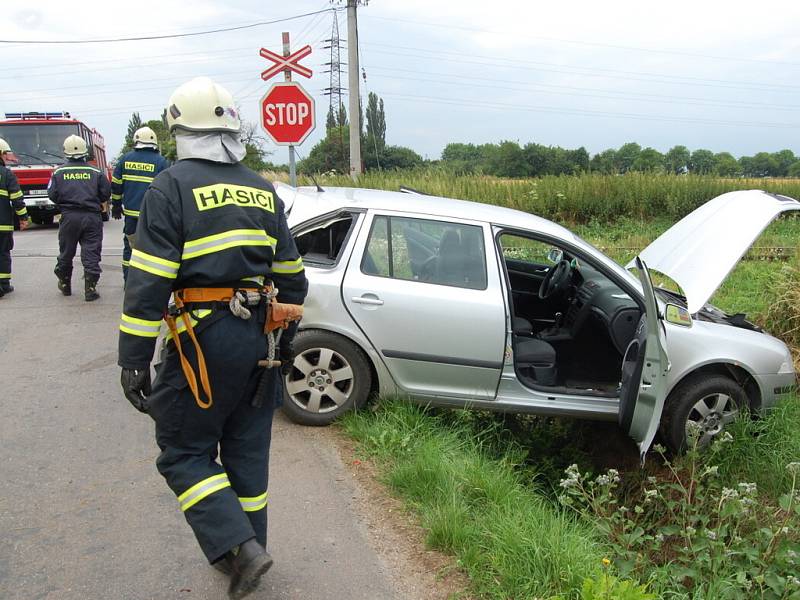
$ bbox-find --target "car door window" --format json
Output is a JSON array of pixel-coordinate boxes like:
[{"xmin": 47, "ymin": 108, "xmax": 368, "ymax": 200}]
[
  {"xmin": 294, "ymin": 213, "xmax": 355, "ymax": 268},
  {"xmin": 362, "ymin": 215, "xmax": 487, "ymax": 290}
]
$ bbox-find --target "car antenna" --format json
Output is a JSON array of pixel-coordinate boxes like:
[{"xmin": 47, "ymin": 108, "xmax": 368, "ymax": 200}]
[{"xmin": 308, "ymin": 173, "xmax": 325, "ymax": 193}]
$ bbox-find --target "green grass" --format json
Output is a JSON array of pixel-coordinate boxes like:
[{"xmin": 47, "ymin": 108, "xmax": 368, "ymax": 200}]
[
  {"xmin": 342, "ymin": 402, "xmax": 607, "ymax": 599},
  {"xmin": 272, "ymin": 169, "xmax": 800, "ymax": 223}
]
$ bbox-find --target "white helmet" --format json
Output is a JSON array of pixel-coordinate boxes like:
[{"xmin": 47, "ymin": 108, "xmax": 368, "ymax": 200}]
[
  {"xmin": 0, "ymin": 138, "xmax": 10, "ymax": 154},
  {"xmin": 133, "ymin": 126, "xmax": 158, "ymax": 148},
  {"xmin": 63, "ymin": 135, "xmax": 88, "ymax": 158},
  {"xmin": 166, "ymin": 76, "xmax": 240, "ymax": 134}
]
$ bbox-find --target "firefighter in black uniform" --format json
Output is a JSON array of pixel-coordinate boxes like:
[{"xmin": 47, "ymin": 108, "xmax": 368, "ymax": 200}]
[
  {"xmin": 0, "ymin": 137, "xmax": 29, "ymax": 298},
  {"xmin": 48, "ymin": 135, "xmax": 111, "ymax": 301},
  {"xmin": 110, "ymin": 126, "xmax": 170, "ymax": 282},
  {"xmin": 117, "ymin": 77, "xmax": 307, "ymax": 599}
]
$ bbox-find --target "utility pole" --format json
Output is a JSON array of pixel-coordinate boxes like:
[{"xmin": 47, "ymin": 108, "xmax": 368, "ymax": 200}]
[
  {"xmin": 346, "ymin": 0, "xmax": 362, "ymax": 179},
  {"xmin": 282, "ymin": 31, "xmax": 297, "ymax": 187}
]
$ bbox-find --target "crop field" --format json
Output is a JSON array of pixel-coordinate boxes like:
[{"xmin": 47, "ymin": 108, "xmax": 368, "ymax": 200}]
[{"xmin": 274, "ymin": 171, "xmax": 800, "ymax": 599}]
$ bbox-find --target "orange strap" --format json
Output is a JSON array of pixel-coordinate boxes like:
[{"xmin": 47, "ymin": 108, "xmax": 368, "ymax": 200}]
[
  {"xmin": 178, "ymin": 287, "xmax": 261, "ymax": 303},
  {"xmin": 165, "ymin": 294, "xmax": 214, "ymax": 409}
]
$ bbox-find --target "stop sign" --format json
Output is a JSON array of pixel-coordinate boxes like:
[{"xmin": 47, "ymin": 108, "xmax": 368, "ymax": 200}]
[{"xmin": 260, "ymin": 81, "xmax": 316, "ymax": 146}]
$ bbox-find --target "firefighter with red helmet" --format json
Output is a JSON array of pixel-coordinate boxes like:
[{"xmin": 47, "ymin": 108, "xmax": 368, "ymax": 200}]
[
  {"xmin": 0, "ymin": 137, "xmax": 29, "ymax": 298},
  {"xmin": 117, "ymin": 77, "xmax": 307, "ymax": 599}
]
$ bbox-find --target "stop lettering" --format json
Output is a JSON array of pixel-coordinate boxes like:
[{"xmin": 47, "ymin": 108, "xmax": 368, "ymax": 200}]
[{"xmin": 260, "ymin": 82, "xmax": 316, "ymax": 146}]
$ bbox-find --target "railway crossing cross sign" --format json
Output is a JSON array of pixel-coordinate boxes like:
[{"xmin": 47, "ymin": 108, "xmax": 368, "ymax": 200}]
[{"xmin": 259, "ymin": 45, "xmax": 313, "ymax": 81}]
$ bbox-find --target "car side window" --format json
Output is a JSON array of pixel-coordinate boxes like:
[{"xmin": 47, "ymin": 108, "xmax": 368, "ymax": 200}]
[
  {"xmin": 294, "ymin": 214, "xmax": 355, "ymax": 268},
  {"xmin": 362, "ymin": 215, "xmax": 487, "ymax": 290}
]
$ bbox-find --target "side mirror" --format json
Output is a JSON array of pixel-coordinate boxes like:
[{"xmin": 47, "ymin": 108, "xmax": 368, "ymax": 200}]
[{"xmin": 548, "ymin": 247, "xmax": 563, "ymax": 263}]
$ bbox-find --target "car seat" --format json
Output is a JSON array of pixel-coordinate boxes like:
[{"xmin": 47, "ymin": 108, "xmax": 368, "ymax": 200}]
[{"xmin": 513, "ymin": 336, "xmax": 558, "ymax": 386}]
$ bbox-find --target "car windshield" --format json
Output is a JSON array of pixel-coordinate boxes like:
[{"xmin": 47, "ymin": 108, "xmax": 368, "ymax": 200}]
[{"xmin": 0, "ymin": 123, "xmax": 80, "ymax": 166}]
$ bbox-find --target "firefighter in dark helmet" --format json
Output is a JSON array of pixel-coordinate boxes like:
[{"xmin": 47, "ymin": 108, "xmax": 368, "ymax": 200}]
[
  {"xmin": 117, "ymin": 77, "xmax": 307, "ymax": 599},
  {"xmin": 48, "ymin": 134, "xmax": 110, "ymax": 301},
  {"xmin": 110, "ymin": 126, "xmax": 170, "ymax": 282},
  {"xmin": 0, "ymin": 137, "xmax": 29, "ymax": 298}
]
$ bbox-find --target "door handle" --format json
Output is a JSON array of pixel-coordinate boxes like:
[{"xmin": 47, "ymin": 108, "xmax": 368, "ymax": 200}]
[{"xmin": 352, "ymin": 295, "xmax": 384, "ymax": 306}]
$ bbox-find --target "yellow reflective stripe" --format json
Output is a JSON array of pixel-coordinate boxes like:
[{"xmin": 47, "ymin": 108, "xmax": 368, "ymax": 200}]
[
  {"xmin": 123, "ymin": 208, "xmax": 140, "ymax": 217},
  {"xmin": 122, "ymin": 260, "xmax": 130, "ymax": 267},
  {"xmin": 242, "ymin": 275, "xmax": 265, "ymax": 285},
  {"xmin": 0, "ymin": 273, "xmax": 10, "ymax": 279},
  {"xmin": 56, "ymin": 166, "xmax": 100, "ymax": 172},
  {"xmin": 10, "ymin": 191, "xmax": 23, "ymax": 200},
  {"xmin": 122, "ymin": 174, "xmax": 154, "ymax": 183},
  {"xmin": 111, "ymin": 193, "xmax": 122, "ymax": 200},
  {"xmin": 272, "ymin": 258, "xmax": 304, "ymax": 274},
  {"xmin": 129, "ymin": 249, "xmax": 180, "ymax": 279},
  {"xmin": 178, "ymin": 473, "xmax": 230, "ymax": 512},
  {"xmin": 0, "ymin": 225, "xmax": 13, "ymax": 231},
  {"xmin": 119, "ymin": 313, "xmax": 161, "ymax": 337},
  {"xmin": 111, "ymin": 176, "xmax": 123, "ymax": 185},
  {"xmin": 165, "ymin": 309, "xmax": 212, "ymax": 341},
  {"xmin": 239, "ymin": 492, "xmax": 268, "ymax": 512},
  {"xmin": 182, "ymin": 229, "xmax": 276, "ymax": 260},
  {"xmin": 0, "ymin": 190, "xmax": 8, "ymax": 197},
  {"xmin": 16, "ymin": 207, "xmax": 28, "ymax": 216}
]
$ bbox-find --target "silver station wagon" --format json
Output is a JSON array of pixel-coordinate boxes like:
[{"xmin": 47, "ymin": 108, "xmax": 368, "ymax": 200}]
[{"xmin": 276, "ymin": 184, "xmax": 798, "ymax": 457}]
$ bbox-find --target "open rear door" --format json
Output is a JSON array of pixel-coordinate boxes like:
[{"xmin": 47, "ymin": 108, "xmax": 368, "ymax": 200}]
[{"xmin": 618, "ymin": 257, "xmax": 670, "ymax": 461}]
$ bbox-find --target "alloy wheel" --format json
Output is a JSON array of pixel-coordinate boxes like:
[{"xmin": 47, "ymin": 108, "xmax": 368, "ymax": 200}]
[
  {"xmin": 685, "ymin": 392, "xmax": 739, "ymax": 448},
  {"xmin": 285, "ymin": 347, "xmax": 355, "ymax": 414}
]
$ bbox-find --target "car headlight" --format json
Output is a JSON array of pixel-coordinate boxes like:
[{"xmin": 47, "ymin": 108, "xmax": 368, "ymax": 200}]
[{"xmin": 778, "ymin": 360, "xmax": 795, "ymax": 374}]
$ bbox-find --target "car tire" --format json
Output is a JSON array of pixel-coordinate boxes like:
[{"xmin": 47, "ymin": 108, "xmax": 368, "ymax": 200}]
[
  {"xmin": 281, "ymin": 330, "xmax": 372, "ymax": 426},
  {"xmin": 660, "ymin": 374, "xmax": 748, "ymax": 453}
]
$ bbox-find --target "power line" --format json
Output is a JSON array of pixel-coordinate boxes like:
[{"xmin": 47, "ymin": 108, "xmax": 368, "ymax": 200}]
[
  {"xmin": 362, "ymin": 43, "xmax": 800, "ymax": 93},
  {"xmin": 361, "ymin": 14, "xmax": 800, "ymax": 68},
  {"xmin": 365, "ymin": 66, "xmax": 800, "ymax": 113},
  {"xmin": 378, "ymin": 91, "xmax": 800, "ymax": 130},
  {"xmin": 0, "ymin": 8, "xmax": 340, "ymax": 45}
]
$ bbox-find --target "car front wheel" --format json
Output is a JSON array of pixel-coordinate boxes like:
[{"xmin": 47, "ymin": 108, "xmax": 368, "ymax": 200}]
[
  {"xmin": 660, "ymin": 374, "xmax": 748, "ymax": 452},
  {"xmin": 281, "ymin": 330, "xmax": 372, "ymax": 426}
]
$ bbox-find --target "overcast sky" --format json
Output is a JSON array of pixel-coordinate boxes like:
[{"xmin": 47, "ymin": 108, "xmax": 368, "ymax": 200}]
[{"xmin": 3, "ymin": 0, "xmax": 799, "ymax": 164}]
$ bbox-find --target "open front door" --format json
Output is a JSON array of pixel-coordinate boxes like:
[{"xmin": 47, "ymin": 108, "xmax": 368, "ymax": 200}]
[{"xmin": 618, "ymin": 257, "xmax": 670, "ymax": 460}]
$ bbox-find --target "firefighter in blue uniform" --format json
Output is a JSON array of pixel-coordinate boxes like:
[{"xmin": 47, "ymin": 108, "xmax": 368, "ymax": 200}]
[
  {"xmin": 48, "ymin": 135, "xmax": 110, "ymax": 301},
  {"xmin": 110, "ymin": 127, "xmax": 170, "ymax": 281},
  {"xmin": 117, "ymin": 77, "xmax": 307, "ymax": 599},
  {"xmin": 0, "ymin": 137, "xmax": 29, "ymax": 298}
]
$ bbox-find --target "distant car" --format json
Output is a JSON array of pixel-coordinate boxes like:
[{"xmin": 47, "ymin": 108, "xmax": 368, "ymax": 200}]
[{"xmin": 277, "ymin": 184, "xmax": 798, "ymax": 456}]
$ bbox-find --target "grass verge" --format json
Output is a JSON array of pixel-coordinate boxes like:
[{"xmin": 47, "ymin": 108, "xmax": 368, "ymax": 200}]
[{"xmin": 341, "ymin": 401, "xmax": 608, "ymax": 599}]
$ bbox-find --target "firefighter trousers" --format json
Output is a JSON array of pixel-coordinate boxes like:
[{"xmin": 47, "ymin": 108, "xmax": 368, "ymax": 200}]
[
  {"xmin": 56, "ymin": 210, "xmax": 103, "ymax": 279},
  {"xmin": 122, "ymin": 216, "xmax": 137, "ymax": 281},
  {"xmin": 148, "ymin": 309, "xmax": 279, "ymax": 563},
  {"xmin": 0, "ymin": 231, "xmax": 13, "ymax": 281}
]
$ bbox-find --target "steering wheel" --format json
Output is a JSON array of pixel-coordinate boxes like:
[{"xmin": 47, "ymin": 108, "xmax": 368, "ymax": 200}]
[{"xmin": 538, "ymin": 259, "xmax": 572, "ymax": 300}]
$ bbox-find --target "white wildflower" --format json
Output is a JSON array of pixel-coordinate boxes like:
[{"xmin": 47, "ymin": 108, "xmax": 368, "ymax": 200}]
[
  {"xmin": 686, "ymin": 526, "xmax": 696, "ymax": 536},
  {"xmin": 738, "ymin": 482, "xmax": 757, "ymax": 496},
  {"xmin": 655, "ymin": 533, "xmax": 664, "ymax": 543},
  {"xmin": 644, "ymin": 489, "xmax": 658, "ymax": 503},
  {"xmin": 647, "ymin": 476, "xmax": 657, "ymax": 484},
  {"xmin": 595, "ymin": 475, "xmax": 611, "ymax": 486},
  {"xmin": 787, "ymin": 462, "xmax": 800, "ymax": 475},
  {"xmin": 720, "ymin": 487, "xmax": 739, "ymax": 501},
  {"xmin": 703, "ymin": 465, "xmax": 719, "ymax": 477},
  {"xmin": 652, "ymin": 444, "xmax": 667, "ymax": 454},
  {"xmin": 788, "ymin": 576, "xmax": 800, "ymax": 587},
  {"xmin": 634, "ymin": 505, "xmax": 644, "ymax": 514},
  {"xmin": 706, "ymin": 530, "xmax": 717, "ymax": 541}
]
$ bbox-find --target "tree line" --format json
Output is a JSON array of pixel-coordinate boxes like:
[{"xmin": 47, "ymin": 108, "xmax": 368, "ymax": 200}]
[
  {"xmin": 440, "ymin": 141, "xmax": 800, "ymax": 178},
  {"xmin": 121, "ymin": 96, "xmax": 799, "ymax": 179}
]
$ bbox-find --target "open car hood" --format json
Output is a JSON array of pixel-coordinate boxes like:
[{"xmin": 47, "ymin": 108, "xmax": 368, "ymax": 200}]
[{"xmin": 628, "ymin": 190, "xmax": 800, "ymax": 314}]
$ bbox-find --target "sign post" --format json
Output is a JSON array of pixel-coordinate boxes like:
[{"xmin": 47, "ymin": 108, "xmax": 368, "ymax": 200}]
[{"xmin": 259, "ymin": 33, "xmax": 314, "ymax": 187}]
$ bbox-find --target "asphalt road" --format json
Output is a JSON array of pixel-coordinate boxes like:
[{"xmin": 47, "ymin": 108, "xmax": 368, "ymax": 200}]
[{"xmin": 0, "ymin": 220, "xmax": 405, "ymax": 600}]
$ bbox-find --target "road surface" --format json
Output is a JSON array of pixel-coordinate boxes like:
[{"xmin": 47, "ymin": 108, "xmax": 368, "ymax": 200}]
[{"xmin": 0, "ymin": 220, "xmax": 415, "ymax": 600}]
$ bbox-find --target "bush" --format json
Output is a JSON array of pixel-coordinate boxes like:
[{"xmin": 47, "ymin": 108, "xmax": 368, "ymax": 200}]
[{"xmin": 559, "ymin": 434, "xmax": 800, "ymax": 599}]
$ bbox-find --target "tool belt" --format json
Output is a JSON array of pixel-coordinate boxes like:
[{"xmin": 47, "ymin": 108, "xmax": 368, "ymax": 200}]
[{"xmin": 164, "ymin": 285, "xmax": 303, "ymax": 410}]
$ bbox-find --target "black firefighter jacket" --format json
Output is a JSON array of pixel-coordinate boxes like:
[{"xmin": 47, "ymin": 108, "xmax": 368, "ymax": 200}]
[
  {"xmin": 0, "ymin": 164, "xmax": 26, "ymax": 230},
  {"xmin": 47, "ymin": 159, "xmax": 111, "ymax": 213},
  {"xmin": 118, "ymin": 158, "xmax": 308, "ymax": 370}
]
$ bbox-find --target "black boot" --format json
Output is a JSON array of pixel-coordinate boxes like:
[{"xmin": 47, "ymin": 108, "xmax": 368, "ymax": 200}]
[
  {"xmin": 0, "ymin": 280, "xmax": 11, "ymax": 295},
  {"xmin": 227, "ymin": 538, "xmax": 273, "ymax": 599},
  {"xmin": 84, "ymin": 275, "xmax": 100, "ymax": 302},
  {"xmin": 54, "ymin": 268, "xmax": 71, "ymax": 296}
]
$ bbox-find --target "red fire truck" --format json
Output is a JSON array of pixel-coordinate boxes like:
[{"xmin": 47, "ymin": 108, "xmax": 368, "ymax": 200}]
[{"xmin": 0, "ymin": 112, "xmax": 111, "ymax": 226}]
